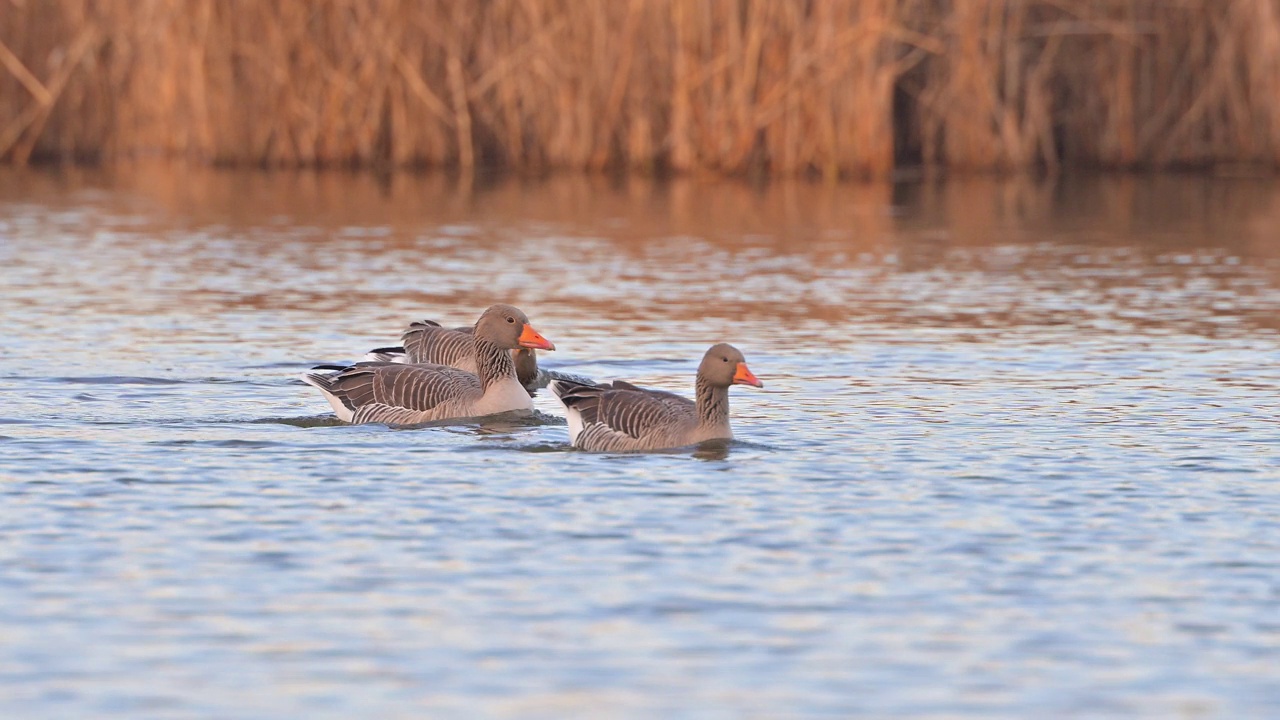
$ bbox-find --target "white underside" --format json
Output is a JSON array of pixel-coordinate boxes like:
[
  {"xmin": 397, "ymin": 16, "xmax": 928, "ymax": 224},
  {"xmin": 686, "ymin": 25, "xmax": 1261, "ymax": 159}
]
[
  {"xmin": 300, "ymin": 372, "xmax": 355, "ymax": 422},
  {"xmin": 564, "ymin": 406, "xmax": 584, "ymax": 445},
  {"xmin": 549, "ymin": 380, "xmax": 585, "ymax": 445},
  {"xmin": 470, "ymin": 377, "xmax": 534, "ymax": 416}
]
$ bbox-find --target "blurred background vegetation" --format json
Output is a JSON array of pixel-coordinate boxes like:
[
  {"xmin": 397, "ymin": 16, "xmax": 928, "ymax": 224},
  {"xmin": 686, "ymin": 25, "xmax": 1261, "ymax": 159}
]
[{"xmin": 3, "ymin": 0, "xmax": 1279, "ymax": 177}]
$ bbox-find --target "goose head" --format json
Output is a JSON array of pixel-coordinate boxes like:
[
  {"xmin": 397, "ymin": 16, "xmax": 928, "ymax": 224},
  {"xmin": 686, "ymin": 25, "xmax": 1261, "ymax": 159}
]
[
  {"xmin": 699, "ymin": 343, "xmax": 762, "ymax": 388},
  {"xmin": 474, "ymin": 304, "xmax": 555, "ymax": 351}
]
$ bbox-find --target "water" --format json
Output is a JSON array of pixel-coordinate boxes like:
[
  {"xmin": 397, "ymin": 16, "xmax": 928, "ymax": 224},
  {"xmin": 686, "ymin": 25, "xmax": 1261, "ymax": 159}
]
[{"xmin": 1, "ymin": 167, "xmax": 1279, "ymax": 718}]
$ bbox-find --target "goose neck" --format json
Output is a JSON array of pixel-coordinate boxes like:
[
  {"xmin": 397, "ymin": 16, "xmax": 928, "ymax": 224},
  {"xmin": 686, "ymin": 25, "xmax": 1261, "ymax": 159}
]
[
  {"xmin": 473, "ymin": 337, "xmax": 515, "ymax": 389},
  {"xmin": 695, "ymin": 374, "xmax": 731, "ymax": 428}
]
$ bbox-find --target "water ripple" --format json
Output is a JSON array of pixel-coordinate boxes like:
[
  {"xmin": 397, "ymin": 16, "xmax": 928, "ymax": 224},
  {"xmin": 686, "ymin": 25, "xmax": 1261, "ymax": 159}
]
[{"xmin": 0, "ymin": 170, "xmax": 1278, "ymax": 719}]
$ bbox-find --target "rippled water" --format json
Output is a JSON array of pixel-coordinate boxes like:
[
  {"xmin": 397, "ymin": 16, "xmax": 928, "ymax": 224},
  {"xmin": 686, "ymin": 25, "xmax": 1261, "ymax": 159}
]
[{"xmin": 2, "ymin": 167, "xmax": 1279, "ymax": 718}]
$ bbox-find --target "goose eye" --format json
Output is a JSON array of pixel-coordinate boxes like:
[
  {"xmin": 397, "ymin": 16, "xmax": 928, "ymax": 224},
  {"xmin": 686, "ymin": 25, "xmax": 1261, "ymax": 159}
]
[
  {"xmin": 722, "ymin": 357, "xmax": 729, "ymax": 362},
  {"xmin": 506, "ymin": 317, "xmax": 515, "ymax": 324}
]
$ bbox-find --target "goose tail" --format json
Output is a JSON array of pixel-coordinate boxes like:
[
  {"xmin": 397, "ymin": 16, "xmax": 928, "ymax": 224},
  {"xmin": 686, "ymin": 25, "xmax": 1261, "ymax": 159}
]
[{"xmin": 300, "ymin": 365, "xmax": 355, "ymax": 422}]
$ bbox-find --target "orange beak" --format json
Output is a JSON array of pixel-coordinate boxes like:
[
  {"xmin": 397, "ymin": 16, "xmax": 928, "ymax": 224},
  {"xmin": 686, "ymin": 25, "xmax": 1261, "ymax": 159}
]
[
  {"xmin": 733, "ymin": 362, "xmax": 763, "ymax": 388},
  {"xmin": 518, "ymin": 323, "xmax": 555, "ymax": 351}
]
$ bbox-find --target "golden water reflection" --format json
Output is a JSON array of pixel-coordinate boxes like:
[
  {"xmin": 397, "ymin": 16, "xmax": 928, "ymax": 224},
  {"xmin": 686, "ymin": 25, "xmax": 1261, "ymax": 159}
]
[
  {"xmin": 7, "ymin": 165, "xmax": 1279, "ymax": 252},
  {"xmin": 3, "ymin": 166, "xmax": 1280, "ymax": 338}
]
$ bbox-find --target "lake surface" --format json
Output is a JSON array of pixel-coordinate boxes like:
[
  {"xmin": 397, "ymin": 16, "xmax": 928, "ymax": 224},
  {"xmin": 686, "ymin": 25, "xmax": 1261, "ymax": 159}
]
[{"xmin": 1, "ymin": 167, "xmax": 1278, "ymax": 718}]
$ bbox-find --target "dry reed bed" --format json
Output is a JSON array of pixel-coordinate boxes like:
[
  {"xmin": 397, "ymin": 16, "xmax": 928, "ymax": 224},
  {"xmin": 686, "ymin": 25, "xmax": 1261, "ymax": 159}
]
[{"xmin": 2, "ymin": 0, "xmax": 1279, "ymax": 176}]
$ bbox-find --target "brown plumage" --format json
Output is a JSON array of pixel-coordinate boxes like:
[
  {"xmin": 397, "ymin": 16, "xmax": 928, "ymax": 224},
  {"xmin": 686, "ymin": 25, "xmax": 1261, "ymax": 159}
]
[
  {"xmin": 302, "ymin": 304, "xmax": 554, "ymax": 425},
  {"xmin": 551, "ymin": 344, "xmax": 763, "ymax": 452},
  {"xmin": 366, "ymin": 320, "xmax": 543, "ymax": 392}
]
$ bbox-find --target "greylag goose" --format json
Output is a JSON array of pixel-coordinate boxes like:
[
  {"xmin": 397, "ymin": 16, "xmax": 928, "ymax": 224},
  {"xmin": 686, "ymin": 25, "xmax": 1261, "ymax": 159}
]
[
  {"xmin": 302, "ymin": 304, "xmax": 555, "ymax": 425},
  {"xmin": 550, "ymin": 344, "xmax": 762, "ymax": 452},
  {"xmin": 367, "ymin": 319, "xmax": 589, "ymax": 394},
  {"xmin": 365, "ymin": 321, "xmax": 541, "ymax": 390}
]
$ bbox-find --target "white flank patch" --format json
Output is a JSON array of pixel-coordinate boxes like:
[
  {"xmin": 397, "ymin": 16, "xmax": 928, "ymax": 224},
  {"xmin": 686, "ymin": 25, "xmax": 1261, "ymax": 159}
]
[
  {"xmin": 549, "ymin": 379, "xmax": 584, "ymax": 445},
  {"xmin": 300, "ymin": 372, "xmax": 355, "ymax": 422},
  {"xmin": 565, "ymin": 407, "xmax": 584, "ymax": 445}
]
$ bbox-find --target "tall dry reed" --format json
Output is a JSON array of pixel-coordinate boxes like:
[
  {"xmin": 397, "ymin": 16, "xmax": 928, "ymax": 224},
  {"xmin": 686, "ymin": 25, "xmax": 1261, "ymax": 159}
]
[{"xmin": 2, "ymin": 0, "xmax": 1280, "ymax": 175}]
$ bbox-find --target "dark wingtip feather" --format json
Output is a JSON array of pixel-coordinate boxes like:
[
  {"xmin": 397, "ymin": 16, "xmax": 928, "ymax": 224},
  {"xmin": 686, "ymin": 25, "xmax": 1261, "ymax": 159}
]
[
  {"xmin": 550, "ymin": 377, "xmax": 592, "ymax": 397},
  {"xmin": 301, "ymin": 365, "xmax": 345, "ymax": 392},
  {"xmin": 364, "ymin": 347, "xmax": 406, "ymax": 363},
  {"xmin": 550, "ymin": 378, "xmax": 604, "ymax": 411},
  {"xmin": 550, "ymin": 379, "xmax": 603, "ymax": 427}
]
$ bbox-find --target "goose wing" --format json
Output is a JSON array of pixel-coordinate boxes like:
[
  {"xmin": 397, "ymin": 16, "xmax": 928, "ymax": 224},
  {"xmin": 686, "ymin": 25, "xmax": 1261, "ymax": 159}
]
[
  {"xmin": 553, "ymin": 379, "xmax": 696, "ymax": 450},
  {"xmin": 364, "ymin": 345, "xmax": 407, "ymax": 363},
  {"xmin": 312, "ymin": 362, "xmax": 481, "ymax": 424},
  {"xmin": 401, "ymin": 320, "xmax": 476, "ymax": 370}
]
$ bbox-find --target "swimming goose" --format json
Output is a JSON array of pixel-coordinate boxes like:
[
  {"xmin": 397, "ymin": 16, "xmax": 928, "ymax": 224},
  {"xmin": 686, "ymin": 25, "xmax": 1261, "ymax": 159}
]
[
  {"xmin": 550, "ymin": 343, "xmax": 762, "ymax": 452},
  {"xmin": 365, "ymin": 320, "xmax": 541, "ymax": 390},
  {"xmin": 367, "ymin": 320, "xmax": 582, "ymax": 394},
  {"xmin": 302, "ymin": 304, "xmax": 555, "ymax": 425}
]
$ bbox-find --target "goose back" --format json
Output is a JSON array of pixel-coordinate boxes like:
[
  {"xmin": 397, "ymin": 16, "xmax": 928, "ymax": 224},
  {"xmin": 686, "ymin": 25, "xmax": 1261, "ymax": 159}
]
[{"xmin": 401, "ymin": 321, "xmax": 478, "ymax": 373}]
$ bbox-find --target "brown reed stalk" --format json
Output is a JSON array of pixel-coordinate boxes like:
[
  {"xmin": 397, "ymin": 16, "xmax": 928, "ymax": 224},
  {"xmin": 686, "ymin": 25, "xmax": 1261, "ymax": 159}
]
[{"xmin": 3, "ymin": 0, "xmax": 1280, "ymax": 175}]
